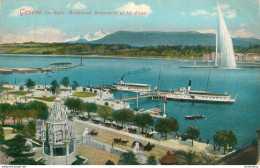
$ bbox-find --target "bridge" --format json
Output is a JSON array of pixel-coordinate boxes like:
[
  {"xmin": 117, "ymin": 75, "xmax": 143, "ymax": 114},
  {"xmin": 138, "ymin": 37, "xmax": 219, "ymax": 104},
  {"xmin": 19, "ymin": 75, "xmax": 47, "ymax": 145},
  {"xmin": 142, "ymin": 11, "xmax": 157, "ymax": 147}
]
[{"xmin": 117, "ymin": 93, "xmax": 161, "ymax": 101}]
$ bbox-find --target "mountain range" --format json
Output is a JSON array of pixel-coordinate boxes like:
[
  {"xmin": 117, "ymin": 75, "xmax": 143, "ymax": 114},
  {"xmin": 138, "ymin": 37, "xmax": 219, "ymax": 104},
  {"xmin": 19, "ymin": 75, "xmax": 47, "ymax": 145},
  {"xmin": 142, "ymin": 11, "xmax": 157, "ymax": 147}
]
[
  {"xmin": 64, "ymin": 31, "xmax": 260, "ymax": 47},
  {"xmin": 64, "ymin": 30, "xmax": 110, "ymax": 43}
]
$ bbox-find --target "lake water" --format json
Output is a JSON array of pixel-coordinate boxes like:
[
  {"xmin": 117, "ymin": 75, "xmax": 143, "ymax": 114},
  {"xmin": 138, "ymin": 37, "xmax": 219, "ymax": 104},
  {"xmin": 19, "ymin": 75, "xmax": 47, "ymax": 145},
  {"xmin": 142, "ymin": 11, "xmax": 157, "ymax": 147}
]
[{"xmin": 1, "ymin": 55, "xmax": 259, "ymax": 149}]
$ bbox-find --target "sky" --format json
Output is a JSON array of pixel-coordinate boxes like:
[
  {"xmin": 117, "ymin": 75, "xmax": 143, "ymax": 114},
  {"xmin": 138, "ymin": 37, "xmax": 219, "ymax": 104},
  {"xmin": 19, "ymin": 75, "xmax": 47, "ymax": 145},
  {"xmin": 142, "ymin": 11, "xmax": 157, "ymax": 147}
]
[{"xmin": 0, "ymin": 0, "xmax": 259, "ymax": 43}]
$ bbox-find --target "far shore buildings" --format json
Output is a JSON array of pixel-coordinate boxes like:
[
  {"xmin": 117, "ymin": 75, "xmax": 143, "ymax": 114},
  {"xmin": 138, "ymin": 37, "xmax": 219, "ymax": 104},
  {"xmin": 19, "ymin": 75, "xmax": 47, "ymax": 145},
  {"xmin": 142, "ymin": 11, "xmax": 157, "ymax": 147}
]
[{"xmin": 203, "ymin": 52, "xmax": 260, "ymax": 63}]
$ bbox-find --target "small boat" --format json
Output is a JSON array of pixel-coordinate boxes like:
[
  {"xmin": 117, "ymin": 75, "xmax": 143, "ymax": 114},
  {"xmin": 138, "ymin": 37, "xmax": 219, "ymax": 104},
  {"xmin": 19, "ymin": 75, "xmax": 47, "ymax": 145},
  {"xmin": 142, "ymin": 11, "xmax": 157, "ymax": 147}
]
[{"xmin": 185, "ymin": 115, "xmax": 205, "ymax": 120}]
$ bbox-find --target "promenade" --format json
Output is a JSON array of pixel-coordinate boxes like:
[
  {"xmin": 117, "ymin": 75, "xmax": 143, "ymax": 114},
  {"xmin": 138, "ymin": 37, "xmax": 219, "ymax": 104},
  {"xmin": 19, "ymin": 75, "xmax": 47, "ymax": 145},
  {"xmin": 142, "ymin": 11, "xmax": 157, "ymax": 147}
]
[{"xmin": 74, "ymin": 118, "xmax": 226, "ymax": 159}]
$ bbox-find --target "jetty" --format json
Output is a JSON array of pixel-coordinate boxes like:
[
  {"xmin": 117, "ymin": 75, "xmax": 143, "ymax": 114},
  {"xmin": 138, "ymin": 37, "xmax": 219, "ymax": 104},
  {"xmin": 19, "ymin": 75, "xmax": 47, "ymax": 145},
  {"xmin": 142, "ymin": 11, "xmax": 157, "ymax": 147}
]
[
  {"xmin": 117, "ymin": 93, "xmax": 160, "ymax": 102},
  {"xmin": 0, "ymin": 59, "xmax": 84, "ymax": 74}
]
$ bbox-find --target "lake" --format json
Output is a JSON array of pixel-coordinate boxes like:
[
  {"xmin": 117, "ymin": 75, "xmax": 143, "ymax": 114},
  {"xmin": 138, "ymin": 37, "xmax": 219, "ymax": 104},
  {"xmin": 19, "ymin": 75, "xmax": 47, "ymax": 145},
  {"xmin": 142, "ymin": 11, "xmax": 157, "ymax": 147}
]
[{"xmin": 0, "ymin": 55, "xmax": 259, "ymax": 149}]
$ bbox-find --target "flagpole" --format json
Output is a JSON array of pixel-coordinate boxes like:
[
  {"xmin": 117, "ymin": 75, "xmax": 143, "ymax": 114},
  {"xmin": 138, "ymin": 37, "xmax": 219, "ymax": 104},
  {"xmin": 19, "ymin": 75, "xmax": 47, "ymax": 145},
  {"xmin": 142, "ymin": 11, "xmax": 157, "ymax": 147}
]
[
  {"xmin": 163, "ymin": 95, "xmax": 166, "ymax": 117},
  {"xmin": 163, "ymin": 102, "xmax": 166, "ymax": 117},
  {"xmin": 137, "ymin": 93, "xmax": 139, "ymax": 109}
]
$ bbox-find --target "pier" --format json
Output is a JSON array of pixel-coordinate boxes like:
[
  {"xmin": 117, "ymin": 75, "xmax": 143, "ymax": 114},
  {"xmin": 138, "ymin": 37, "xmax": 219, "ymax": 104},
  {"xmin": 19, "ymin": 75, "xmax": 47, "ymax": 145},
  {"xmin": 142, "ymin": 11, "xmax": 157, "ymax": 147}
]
[{"xmin": 117, "ymin": 93, "xmax": 161, "ymax": 102}]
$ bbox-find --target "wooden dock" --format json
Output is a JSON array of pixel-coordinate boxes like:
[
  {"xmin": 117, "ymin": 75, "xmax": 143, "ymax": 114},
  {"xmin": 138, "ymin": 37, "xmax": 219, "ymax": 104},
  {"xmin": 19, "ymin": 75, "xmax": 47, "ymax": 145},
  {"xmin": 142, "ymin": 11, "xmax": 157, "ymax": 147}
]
[{"xmin": 117, "ymin": 94, "xmax": 161, "ymax": 101}]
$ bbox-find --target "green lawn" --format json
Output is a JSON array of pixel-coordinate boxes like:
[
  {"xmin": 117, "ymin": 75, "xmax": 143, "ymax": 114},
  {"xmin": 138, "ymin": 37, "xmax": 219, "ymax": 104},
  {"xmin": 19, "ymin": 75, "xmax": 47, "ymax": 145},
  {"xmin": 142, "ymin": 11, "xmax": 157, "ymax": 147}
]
[
  {"xmin": 60, "ymin": 88, "xmax": 70, "ymax": 91},
  {"xmin": 73, "ymin": 92, "xmax": 96, "ymax": 98},
  {"xmin": 0, "ymin": 86, "xmax": 14, "ymax": 90},
  {"xmin": 36, "ymin": 89, "xmax": 45, "ymax": 91},
  {"xmin": 33, "ymin": 97, "xmax": 56, "ymax": 102},
  {"xmin": 9, "ymin": 91, "xmax": 32, "ymax": 95}
]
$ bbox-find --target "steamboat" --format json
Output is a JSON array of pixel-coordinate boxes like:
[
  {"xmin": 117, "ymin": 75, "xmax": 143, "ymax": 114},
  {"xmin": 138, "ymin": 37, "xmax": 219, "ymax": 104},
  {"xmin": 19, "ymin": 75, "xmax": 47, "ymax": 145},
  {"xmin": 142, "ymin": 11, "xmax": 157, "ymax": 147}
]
[
  {"xmin": 158, "ymin": 80, "xmax": 236, "ymax": 103},
  {"xmin": 112, "ymin": 77, "xmax": 151, "ymax": 92}
]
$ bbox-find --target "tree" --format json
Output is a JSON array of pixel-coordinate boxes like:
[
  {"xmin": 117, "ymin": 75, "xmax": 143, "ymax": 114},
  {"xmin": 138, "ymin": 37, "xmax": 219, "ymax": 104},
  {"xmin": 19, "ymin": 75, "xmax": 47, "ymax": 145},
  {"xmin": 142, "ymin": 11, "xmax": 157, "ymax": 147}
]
[
  {"xmin": 146, "ymin": 155, "xmax": 157, "ymax": 165},
  {"xmin": 134, "ymin": 113, "xmax": 154, "ymax": 133},
  {"xmin": 176, "ymin": 150, "xmax": 197, "ymax": 165},
  {"xmin": 60, "ymin": 76, "xmax": 69, "ymax": 87},
  {"xmin": 118, "ymin": 151, "xmax": 139, "ymax": 165},
  {"xmin": 0, "ymin": 126, "xmax": 5, "ymax": 143},
  {"xmin": 64, "ymin": 98, "xmax": 84, "ymax": 116},
  {"xmin": 84, "ymin": 103, "xmax": 98, "ymax": 119},
  {"xmin": 1, "ymin": 135, "xmax": 45, "ymax": 165},
  {"xmin": 155, "ymin": 117, "xmax": 179, "ymax": 140},
  {"xmin": 113, "ymin": 109, "xmax": 135, "ymax": 126},
  {"xmin": 19, "ymin": 85, "xmax": 24, "ymax": 91},
  {"xmin": 26, "ymin": 78, "xmax": 35, "ymax": 91},
  {"xmin": 0, "ymin": 103, "xmax": 11, "ymax": 125},
  {"xmin": 105, "ymin": 160, "xmax": 115, "ymax": 165},
  {"xmin": 50, "ymin": 80, "xmax": 59, "ymax": 94},
  {"xmin": 25, "ymin": 121, "xmax": 36, "ymax": 138},
  {"xmin": 14, "ymin": 123, "xmax": 25, "ymax": 135},
  {"xmin": 12, "ymin": 103, "xmax": 27, "ymax": 124},
  {"xmin": 186, "ymin": 126, "xmax": 200, "ymax": 147},
  {"xmin": 72, "ymin": 81, "xmax": 79, "ymax": 90},
  {"xmin": 214, "ymin": 130, "xmax": 237, "ymax": 154},
  {"xmin": 27, "ymin": 101, "xmax": 49, "ymax": 120},
  {"xmin": 10, "ymin": 105, "xmax": 18, "ymax": 124},
  {"xmin": 104, "ymin": 102, "xmax": 109, "ymax": 106},
  {"xmin": 98, "ymin": 106, "xmax": 113, "ymax": 122}
]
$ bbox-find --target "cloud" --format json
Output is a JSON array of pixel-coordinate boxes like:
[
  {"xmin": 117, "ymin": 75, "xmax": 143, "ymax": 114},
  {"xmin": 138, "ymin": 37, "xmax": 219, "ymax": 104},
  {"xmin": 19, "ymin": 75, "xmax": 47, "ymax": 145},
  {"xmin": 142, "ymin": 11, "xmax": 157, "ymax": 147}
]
[
  {"xmin": 10, "ymin": 6, "xmax": 34, "ymax": 17},
  {"xmin": 2, "ymin": 28, "xmax": 66, "ymax": 43},
  {"xmin": 190, "ymin": 9, "xmax": 216, "ymax": 17},
  {"xmin": 66, "ymin": 3, "xmax": 71, "ymax": 8},
  {"xmin": 231, "ymin": 29, "xmax": 254, "ymax": 38},
  {"xmin": 224, "ymin": 9, "xmax": 236, "ymax": 19},
  {"xmin": 215, "ymin": 4, "xmax": 237, "ymax": 19},
  {"xmin": 220, "ymin": 4, "xmax": 230, "ymax": 10},
  {"xmin": 191, "ymin": 9, "xmax": 210, "ymax": 16},
  {"xmin": 72, "ymin": 2, "xmax": 87, "ymax": 9},
  {"xmin": 197, "ymin": 29, "xmax": 216, "ymax": 34},
  {"xmin": 117, "ymin": 2, "xmax": 152, "ymax": 15}
]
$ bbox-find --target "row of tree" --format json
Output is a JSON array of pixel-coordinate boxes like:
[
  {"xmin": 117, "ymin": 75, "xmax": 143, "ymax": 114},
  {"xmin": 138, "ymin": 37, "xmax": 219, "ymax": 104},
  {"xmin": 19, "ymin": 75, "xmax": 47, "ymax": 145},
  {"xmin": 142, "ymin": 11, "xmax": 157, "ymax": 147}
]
[
  {"xmin": 64, "ymin": 97, "xmax": 237, "ymax": 154},
  {"xmin": 24, "ymin": 77, "xmax": 80, "ymax": 94},
  {"xmin": 0, "ymin": 101, "xmax": 49, "ymax": 125},
  {"xmin": 3, "ymin": 42, "xmax": 259, "ymax": 57}
]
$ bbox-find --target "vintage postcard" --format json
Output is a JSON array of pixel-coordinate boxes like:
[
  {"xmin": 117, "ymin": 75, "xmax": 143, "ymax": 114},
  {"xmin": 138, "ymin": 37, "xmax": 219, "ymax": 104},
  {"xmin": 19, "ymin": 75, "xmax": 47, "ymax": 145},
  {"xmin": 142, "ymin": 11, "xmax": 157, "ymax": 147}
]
[{"xmin": 0, "ymin": 0, "xmax": 259, "ymax": 166}]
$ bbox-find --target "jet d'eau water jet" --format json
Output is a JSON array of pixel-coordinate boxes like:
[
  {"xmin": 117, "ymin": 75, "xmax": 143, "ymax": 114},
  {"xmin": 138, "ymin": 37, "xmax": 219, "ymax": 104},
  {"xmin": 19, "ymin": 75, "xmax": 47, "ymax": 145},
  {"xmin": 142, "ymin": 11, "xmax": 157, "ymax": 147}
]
[{"xmin": 215, "ymin": 3, "xmax": 236, "ymax": 69}]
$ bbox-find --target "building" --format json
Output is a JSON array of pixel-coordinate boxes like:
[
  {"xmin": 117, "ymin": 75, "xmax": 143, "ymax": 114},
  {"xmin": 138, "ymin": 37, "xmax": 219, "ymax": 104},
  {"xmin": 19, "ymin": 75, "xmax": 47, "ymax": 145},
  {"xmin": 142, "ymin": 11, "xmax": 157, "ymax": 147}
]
[
  {"xmin": 203, "ymin": 52, "xmax": 216, "ymax": 62},
  {"xmin": 235, "ymin": 53, "xmax": 247, "ymax": 62},
  {"xmin": 41, "ymin": 98, "xmax": 77, "ymax": 165}
]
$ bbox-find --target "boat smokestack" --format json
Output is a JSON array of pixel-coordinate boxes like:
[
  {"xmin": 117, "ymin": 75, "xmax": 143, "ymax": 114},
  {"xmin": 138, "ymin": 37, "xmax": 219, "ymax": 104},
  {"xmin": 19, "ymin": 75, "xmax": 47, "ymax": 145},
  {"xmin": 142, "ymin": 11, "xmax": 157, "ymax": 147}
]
[
  {"xmin": 120, "ymin": 76, "xmax": 124, "ymax": 84},
  {"xmin": 188, "ymin": 80, "xmax": 191, "ymax": 92}
]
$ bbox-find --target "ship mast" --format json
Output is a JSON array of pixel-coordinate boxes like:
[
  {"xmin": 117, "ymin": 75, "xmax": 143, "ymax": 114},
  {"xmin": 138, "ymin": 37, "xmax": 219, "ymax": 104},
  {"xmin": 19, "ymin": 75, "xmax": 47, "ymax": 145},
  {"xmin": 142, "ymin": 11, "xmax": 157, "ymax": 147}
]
[{"xmin": 215, "ymin": 32, "xmax": 218, "ymax": 67}]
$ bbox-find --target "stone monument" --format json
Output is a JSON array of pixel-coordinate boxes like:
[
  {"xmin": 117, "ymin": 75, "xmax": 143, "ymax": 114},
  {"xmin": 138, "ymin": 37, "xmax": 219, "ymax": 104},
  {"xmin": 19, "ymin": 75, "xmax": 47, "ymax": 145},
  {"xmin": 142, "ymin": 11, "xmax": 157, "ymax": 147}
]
[{"xmin": 41, "ymin": 98, "xmax": 77, "ymax": 165}]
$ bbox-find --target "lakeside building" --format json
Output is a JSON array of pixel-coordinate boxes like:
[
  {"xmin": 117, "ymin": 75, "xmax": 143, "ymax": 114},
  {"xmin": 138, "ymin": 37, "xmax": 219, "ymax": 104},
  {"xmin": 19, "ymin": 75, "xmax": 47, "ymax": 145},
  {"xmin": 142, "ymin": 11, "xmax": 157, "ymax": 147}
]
[
  {"xmin": 203, "ymin": 52, "xmax": 260, "ymax": 63},
  {"xmin": 203, "ymin": 52, "xmax": 216, "ymax": 62}
]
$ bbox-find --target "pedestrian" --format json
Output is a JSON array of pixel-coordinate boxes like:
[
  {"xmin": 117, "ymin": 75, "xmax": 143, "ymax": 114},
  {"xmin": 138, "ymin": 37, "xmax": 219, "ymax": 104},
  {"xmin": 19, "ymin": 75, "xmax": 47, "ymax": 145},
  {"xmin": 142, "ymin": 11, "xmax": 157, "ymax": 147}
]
[
  {"xmin": 214, "ymin": 145, "xmax": 216, "ymax": 151},
  {"xmin": 218, "ymin": 146, "xmax": 220, "ymax": 151},
  {"xmin": 207, "ymin": 139, "xmax": 209, "ymax": 144}
]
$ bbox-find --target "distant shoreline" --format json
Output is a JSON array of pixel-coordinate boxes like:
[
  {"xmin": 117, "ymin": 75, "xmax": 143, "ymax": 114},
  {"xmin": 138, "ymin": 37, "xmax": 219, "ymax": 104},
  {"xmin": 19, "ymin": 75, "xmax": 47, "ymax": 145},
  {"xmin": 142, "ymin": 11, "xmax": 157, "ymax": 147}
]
[
  {"xmin": 0, "ymin": 53, "xmax": 199, "ymax": 62},
  {"xmin": 0, "ymin": 53, "xmax": 259, "ymax": 65}
]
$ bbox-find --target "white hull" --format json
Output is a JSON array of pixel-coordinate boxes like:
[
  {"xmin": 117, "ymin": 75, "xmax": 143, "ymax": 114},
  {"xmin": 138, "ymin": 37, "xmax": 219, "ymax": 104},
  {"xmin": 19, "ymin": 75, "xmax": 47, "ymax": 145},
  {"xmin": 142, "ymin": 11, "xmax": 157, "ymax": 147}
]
[
  {"xmin": 113, "ymin": 85, "xmax": 151, "ymax": 92},
  {"xmin": 159, "ymin": 92, "xmax": 235, "ymax": 103}
]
